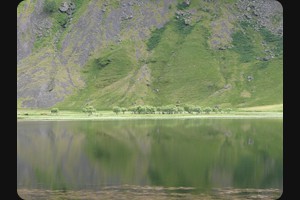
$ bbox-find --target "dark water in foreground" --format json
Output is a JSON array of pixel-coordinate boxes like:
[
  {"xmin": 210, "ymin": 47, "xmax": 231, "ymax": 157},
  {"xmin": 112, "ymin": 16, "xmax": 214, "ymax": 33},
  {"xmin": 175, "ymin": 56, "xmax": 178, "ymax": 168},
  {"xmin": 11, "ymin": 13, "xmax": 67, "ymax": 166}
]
[{"xmin": 17, "ymin": 119, "xmax": 282, "ymax": 199}]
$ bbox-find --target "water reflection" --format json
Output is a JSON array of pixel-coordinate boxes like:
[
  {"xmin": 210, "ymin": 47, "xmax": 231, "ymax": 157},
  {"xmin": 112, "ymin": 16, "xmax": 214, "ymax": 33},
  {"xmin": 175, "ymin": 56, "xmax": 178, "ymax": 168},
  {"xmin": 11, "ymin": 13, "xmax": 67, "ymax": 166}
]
[{"xmin": 17, "ymin": 119, "xmax": 282, "ymax": 199}]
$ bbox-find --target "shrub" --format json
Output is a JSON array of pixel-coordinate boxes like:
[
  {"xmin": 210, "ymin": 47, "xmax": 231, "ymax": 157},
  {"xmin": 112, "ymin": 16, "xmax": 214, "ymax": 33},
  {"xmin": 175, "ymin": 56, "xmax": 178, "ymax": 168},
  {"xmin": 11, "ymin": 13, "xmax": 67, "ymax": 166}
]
[
  {"xmin": 51, "ymin": 108, "xmax": 59, "ymax": 114},
  {"xmin": 177, "ymin": 106, "xmax": 184, "ymax": 114},
  {"xmin": 128, "ymin": 107, "xmax": 137, "ymax": 114},
  {"xmin": 183, "ymin": 104, "xmax": 194, "ymax": 114},
  {"xmin": 174, "ymin": 17, "xmax": 194, "ymax": 35},
  {"xmin": 44, "ymin": 0, "xmax": 57, "ymax": 13},
  {"xmin": 57, "ymin": 13, "xmax": 68, "ymax": 27},
  {"xmin": 231, "ymin": 30, "xmax": 255, "ymax": 62},
  {"xmin": 147, "ymin": 27, "xmax": 166, "ymax": 51},
  {"xmin": 192, "ymin": 106, "xmax": 202, "ymax": 114},
  {"xmin": 113, "ymin": 106, "xmax": 121, "ymax": 115},
  {"xmin": 212, "ymin": 106, "xmax": 220, "ymax": 113},
  {"xmin": 83, "ymin": 105, "xmax": 96, "ymax": 115},
  {"xmin": 176, "ymin": 2, "xmax": 189, "ymax": 10},
  {"xmin": 224, "ymin": 108, "xmax": 232, "ymax": 113},
  {"xmin": 203, "ymin": 107, "xmax": 212, "ymax": 114},
  {"xmin": 121, "ymin": 107, "xmax": 127, "ymax": 114},
  {"xmin": 96, "ymin": 58, "xmax": 112, "ymax": 69},
  {"xmin": 148, "ymin": 106, "xmax": 156, "ymax": 114},
  {"xmin": 260, "ymin": 28, "xmax": 283, "ymax": 55}
]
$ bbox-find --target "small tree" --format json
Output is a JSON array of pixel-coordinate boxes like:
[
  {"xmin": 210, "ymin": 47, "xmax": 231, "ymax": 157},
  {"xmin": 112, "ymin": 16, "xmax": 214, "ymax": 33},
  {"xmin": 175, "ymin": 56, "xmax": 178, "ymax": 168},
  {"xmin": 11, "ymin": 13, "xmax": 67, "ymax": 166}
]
[
  {"xmin": 193, "ymin": 106, "xmax": 202, "ymax": 114},
  {"xmin": 113, "ymin": 106, "xmax": 121, "ymax": 115},
  {"xmin": 170, "ymin": 105, "xmax": 178, "ymax": 114},
  {"xmin": 51, "ymin": 108, "xmax": 59, "ymax": 114},
  {"xmin": 203, "ymin": 107, "xmax": 212, "ymax": 114},
  {"xmin": 183, "ymin": 104, "xmax": 193, "ymax": 114},
  {"xmin": 136, "ymin": 105, "xmax": 146, "ymax": 114},
  {"xmin": 224, "ymin": 108, "xmax": 232, "ymax": 113},
  {"xmin": 149, "ymin": 106, "xmax": 156, "ymax": 114},
  {"xmin": 121, "ymin": 107, "xmax": 127, "ymax": 114},
  {"xmin": 212, "ymin": 107, "xmax": 219, "ymax": 113},
  {"xmin": 213, "ymin": 105, "xmax": 221, "ymax": 113},
  {"xmin": 128, "ymin": 107, "xmax": 137, "ymax": 114},
  {"xmin": 218, "ymin": 108, "xmax": 223, "ymax": 113},
  {"xmin": 83, "ymin": 105, "xmax": 96, "ymax": 116},
  {"xmin": 177, "ymin": 106, "xmax": 184, "ymax": 114},
  {"xmin": 156, "ymin": 107, "xmax": 162, "ymax": 114}
]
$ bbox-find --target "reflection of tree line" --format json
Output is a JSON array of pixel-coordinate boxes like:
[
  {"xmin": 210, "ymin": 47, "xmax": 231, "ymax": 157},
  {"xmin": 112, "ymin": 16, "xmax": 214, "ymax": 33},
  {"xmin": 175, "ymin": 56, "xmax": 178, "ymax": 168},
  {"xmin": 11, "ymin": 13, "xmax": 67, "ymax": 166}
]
[
  {"xmin": 143, "ymin": 120, "xmax": 282, "ymax": 189},
  {"xmin": 18, "ymin": 120, "xmax": 282, "ymax": 190},
  {"xmin": 18, "ymin": 122, "xmax": 96, "ymax": 190},
  {"xmin": 84, "ymin": 119, "xmax": 281, "ymax": 189}
]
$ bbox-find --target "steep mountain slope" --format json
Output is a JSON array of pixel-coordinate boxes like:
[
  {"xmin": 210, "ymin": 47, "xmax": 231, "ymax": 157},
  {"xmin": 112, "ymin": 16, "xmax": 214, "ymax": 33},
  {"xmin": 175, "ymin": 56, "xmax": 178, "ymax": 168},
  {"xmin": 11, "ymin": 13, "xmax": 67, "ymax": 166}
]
[{"xmin": 17, "ymin": 0, "xmax": 283, "ymax": 110}]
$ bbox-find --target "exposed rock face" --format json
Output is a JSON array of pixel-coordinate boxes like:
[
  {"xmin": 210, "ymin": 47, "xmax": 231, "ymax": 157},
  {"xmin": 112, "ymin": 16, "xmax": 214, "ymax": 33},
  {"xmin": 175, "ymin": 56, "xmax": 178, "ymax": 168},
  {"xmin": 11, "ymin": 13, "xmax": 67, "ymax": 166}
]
[
  {"xmin": 59, "ymin": 2, "xmax": 69, "ymax": 12},
  {"xmin": 17, "ymin": 0, "xmax": 176, "ymax": 108},
  {"xmin": 184, "ymin": 0, "xmax": 191, "ymax": 6},
  {"xmin": 17, "ymin": 0, "xmax": 46, "ymax": 62},
  {"xmin": 17, "ymin": 0, "xmax": 282, "ymax": 108},
  {"xmin": 59, "ymin": 1, "xmax": 76, "ymax": 15},
  {"xmin": 236, "ymin": 0, "xmax": 283, "ymax": 36}
]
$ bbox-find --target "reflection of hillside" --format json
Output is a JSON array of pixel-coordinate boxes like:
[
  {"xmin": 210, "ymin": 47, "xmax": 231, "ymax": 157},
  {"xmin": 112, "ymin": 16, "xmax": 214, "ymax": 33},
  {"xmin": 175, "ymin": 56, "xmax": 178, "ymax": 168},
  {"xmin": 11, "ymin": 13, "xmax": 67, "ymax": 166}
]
[
  {"xmin": 17, "ymin": 119, "xmax": 282, "ymax": 193},
  {"xmin": 17, "ymin": 122, "xmax": 104, "ymax": 189},
  {"xmin": 81, "ymin": 120, "xmax": 154, "ymax": 186},
  {"xmin": 145, "ymin": 119, "xmax": 282, "ymax": 190}
]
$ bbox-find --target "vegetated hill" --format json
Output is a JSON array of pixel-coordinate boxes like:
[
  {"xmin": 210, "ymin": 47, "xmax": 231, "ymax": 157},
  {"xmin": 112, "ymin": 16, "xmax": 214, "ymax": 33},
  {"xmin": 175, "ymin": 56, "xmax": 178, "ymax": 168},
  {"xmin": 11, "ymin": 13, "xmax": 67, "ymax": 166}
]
[{"xmin": 17, "ymin": 0, "xmax": 283, "ymax": 110}]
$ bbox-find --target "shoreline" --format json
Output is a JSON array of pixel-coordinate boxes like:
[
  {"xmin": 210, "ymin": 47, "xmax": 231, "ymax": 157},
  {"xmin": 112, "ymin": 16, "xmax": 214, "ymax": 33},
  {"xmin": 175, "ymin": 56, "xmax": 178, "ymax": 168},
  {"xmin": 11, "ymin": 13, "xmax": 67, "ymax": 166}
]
[{"xmin": 17, "ymin": 111, "xmax": 283, "ymax": 121}]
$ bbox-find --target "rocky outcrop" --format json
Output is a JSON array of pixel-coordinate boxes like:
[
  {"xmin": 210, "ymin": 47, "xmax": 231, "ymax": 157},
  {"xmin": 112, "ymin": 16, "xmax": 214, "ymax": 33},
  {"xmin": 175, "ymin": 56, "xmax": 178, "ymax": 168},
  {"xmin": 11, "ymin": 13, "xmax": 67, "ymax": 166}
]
[
  {"xmin": 17, "ymin": 0, "xmax": 176, "ymax": 108},
  {"xmin": 17, "ymin": 0, "xmax": 283, "ymax": 108},
  {"xmin": 59, "ymin": 1, "xmax": 76, "ymax": 15},
  {"xmin": 236, "ymin": 0, "xmax": 283, "ymax": 36}
]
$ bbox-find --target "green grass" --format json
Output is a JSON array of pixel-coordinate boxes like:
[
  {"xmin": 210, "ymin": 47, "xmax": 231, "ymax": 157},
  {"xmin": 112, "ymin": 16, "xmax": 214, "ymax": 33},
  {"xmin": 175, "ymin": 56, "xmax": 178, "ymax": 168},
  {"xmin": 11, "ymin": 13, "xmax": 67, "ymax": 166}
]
[
  {"xmin": 56, "ymin": 44, "xmax": 139, "ymax": 110},
  {"xmin": 17, "ymin": 0, "xmax": 27, "ymax": 16},
  {"xmin": 147, "ymin": 26, "xmax": 167, "ymax": 51},
  {"xmin": 231, "ymin": 31, "xmax": 255, "ymax": 63},
  {"xmin": 18, "ymin": 0, "xmax": 282, "ymax": 110},
  {"xmin": 174, "ymin": 17, "xmax": 194, "ymax": 35},
  {"xmin": 259, "ymin": 27, "xmax": 283, "ymax": 55},
  {"xmin": 33, "ymin": 0, "xmax": 90, "ymax": 51},
  {"xmin": 238, "ymin": 104, "xmax": 283, "ymax": 112},
  {"xmin": 176, "ymin": 2, "xmax": 189, "ymax": 10},
  {"xmin": 55, "ymin": 7, "xmax": 282, "ymax": 110}
]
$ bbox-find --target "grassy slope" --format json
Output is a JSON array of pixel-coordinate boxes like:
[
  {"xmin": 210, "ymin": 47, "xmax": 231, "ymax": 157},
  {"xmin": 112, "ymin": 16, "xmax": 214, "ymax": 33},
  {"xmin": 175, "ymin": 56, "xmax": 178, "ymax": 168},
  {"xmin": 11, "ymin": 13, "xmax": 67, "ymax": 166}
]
[
  {"xmin": 19, "ymin": 0, "xmax": 282, "ymax": 110},
  {"xmin": 146, "ymin": 1, "xmax": 282, "ymax": 109},
  {"xmin": 57, "ymin": 43, "xmax": 142, "ymax": 110}
]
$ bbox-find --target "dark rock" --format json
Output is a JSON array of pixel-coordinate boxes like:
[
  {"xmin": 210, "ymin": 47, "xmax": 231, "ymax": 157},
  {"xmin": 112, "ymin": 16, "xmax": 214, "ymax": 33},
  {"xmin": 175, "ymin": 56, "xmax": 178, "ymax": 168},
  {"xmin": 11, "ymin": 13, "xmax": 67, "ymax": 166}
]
[
  {"xmin": 224, "ymin": 84, "xmax": 231, "ymax": 89},
  {"xmin": 245, "ymin": 14, "xmax": 252, "ymax": 19},
  {"xmin": 66, "ymin": 9, "xmax": 73, "ymax": 15},
  {"xmin": 247, "ymin": 75, "xmax": 254, "ymax": 81},
  {"xmin": 69, "ymin": 2, "xmax": 76, "ymax": 10},
  {"xmin": 59, "ymin": 2, "xmax": 69, "ymax": 12},
  {"xmin": 184, "ymin": 0, "xmax": 191, "ymax": 6}
]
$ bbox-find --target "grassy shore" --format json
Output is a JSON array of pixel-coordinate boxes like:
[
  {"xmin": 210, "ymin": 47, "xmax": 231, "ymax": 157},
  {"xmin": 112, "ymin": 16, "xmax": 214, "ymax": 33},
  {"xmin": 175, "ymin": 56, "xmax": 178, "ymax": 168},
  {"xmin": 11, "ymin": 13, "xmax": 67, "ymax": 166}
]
[{"xmin": 17, "ymin": 109, "xmax": 283, "ymax": 121}]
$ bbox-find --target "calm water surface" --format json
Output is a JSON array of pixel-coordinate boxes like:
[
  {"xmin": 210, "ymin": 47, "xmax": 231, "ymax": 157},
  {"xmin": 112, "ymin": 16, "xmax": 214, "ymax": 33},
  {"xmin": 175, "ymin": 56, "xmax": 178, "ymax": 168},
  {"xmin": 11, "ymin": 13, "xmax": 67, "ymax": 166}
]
[{"xmin": 17, "ymin": 119, "xmax": 282, "ymax": 199}]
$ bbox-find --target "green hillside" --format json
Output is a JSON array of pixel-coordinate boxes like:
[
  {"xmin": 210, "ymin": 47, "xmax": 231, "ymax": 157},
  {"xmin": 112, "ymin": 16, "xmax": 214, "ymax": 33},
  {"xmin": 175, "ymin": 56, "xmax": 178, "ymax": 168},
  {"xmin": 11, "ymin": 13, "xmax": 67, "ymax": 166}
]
[{"xmin": 17, "ymin": 0, "xmax": 283, "ymax": 110}]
